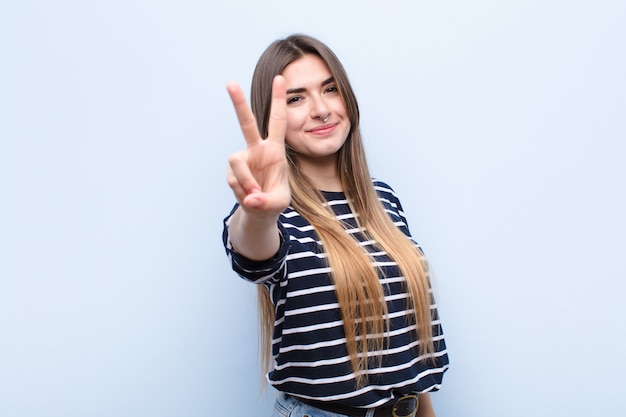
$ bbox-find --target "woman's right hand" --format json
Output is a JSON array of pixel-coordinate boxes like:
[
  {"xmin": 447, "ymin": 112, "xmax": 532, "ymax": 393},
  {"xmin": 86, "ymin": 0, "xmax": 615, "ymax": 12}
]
[
  {"xmin": 225, "ymin": 76, "xmax": 290, "ymax": 261},
  {"xmin": 226, "ymin": 76, "xmax": 291, "ymax": 219}
]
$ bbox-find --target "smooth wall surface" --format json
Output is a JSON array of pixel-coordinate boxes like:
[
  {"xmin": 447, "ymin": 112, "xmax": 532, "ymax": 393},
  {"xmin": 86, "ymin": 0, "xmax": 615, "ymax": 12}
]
[{"xmin": 1, "ymin": 1, "xmax": 625, "ymax": 416}]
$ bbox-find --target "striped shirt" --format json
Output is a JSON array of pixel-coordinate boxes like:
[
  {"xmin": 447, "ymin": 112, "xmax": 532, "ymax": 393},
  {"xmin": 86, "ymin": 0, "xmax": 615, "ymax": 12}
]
[{"xmin": 222, "ymin": 180, "xmax": 449, "ymax": 408}]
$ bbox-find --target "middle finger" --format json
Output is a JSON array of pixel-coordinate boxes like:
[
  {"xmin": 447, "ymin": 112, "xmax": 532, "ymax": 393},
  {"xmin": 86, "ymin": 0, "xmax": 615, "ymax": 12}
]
[{"xmin": 227, "ymin": 81, "xmax": 262, "ymax": 147}]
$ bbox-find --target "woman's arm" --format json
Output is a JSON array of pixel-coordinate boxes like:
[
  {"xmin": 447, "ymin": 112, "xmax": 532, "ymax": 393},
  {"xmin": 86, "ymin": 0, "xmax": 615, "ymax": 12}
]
[
  {"xmin": 227, "ymin": 207, "xmax": 282, "ymax": 261},
  {"xmin": 416, "ymin": 393, "xmax": 436, "ymax": 417}
]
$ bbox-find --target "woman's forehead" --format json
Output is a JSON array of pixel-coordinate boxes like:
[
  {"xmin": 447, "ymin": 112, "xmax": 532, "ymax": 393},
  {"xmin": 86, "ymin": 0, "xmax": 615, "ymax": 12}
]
[{"xmin": 282, "ymin": 54, "xmax": 333, "ymax": 88}]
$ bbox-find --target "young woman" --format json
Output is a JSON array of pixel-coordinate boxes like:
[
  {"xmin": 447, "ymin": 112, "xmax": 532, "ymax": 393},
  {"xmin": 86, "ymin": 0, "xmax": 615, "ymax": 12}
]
[{"xmin": 223, "ymin": 34, "xmax": 449, "ymax": 417}]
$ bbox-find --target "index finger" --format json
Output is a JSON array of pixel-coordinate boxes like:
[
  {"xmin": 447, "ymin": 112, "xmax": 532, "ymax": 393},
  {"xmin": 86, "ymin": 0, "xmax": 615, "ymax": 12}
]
[
  {"xmin": 267, "ymin": 76, "xmax": 287, "ymax": 144},
  {"xmin": 226, "ymin": 81, "xmax": 261, "ymax": 146}
]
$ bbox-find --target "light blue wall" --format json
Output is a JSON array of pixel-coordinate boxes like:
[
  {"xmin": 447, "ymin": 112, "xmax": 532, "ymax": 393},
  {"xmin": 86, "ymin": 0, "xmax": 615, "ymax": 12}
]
[{"xmin": 1, "ymin": 1, "xmax": 625, "ymax": 416}]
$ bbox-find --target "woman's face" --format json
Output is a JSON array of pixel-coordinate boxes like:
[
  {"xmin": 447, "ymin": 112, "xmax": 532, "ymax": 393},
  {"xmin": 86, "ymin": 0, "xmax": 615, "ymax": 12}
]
[{"xmin": 281, "ymin": 54, "xmax": 351, "ymax": 164}]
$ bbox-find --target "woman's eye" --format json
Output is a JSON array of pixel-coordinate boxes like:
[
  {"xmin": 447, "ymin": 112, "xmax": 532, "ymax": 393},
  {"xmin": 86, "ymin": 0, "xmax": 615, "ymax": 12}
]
[
  {"xmin": 287, "ymin": 96, "xmax": 302, "ymax": 104},
  {"xmin": 325, "ymin": 85, "xmax": 338, "ymax": 93}
]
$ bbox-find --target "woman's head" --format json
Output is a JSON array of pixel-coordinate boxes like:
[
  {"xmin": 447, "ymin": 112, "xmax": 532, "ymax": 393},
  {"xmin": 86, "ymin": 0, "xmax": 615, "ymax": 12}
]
[
  {"xmin": 250, "ymin": 34, "xmax": 360, "ymax": 144},
  {"xmin": 251, "ymin": 34, "xmax": 367, "ymax": 193}
]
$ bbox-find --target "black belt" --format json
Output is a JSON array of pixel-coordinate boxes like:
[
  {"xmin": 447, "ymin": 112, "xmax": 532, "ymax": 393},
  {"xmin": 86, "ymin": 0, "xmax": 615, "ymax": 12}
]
[{"xmin": 293, "ymin": 394, "xmax": 419, "ymax": 417}]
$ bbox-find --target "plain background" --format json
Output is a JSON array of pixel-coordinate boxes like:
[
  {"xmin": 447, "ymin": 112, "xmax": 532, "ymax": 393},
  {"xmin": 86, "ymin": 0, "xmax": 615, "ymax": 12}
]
[{"xmin": 1, "ymin": 1, "xmax": 625, "ymax": 416}]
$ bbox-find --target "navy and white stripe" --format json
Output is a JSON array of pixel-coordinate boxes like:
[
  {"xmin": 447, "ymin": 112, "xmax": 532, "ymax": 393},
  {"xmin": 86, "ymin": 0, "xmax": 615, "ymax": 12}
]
[{"xmin": 223, "ymin": 180, "xmax": 449, "ymax": 408}]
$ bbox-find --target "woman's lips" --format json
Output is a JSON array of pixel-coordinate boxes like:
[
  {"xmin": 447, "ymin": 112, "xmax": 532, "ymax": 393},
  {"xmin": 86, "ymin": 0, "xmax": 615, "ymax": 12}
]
[{"xmin": 307, "ymin": 123, "xmax": 337, "ymax": 135}]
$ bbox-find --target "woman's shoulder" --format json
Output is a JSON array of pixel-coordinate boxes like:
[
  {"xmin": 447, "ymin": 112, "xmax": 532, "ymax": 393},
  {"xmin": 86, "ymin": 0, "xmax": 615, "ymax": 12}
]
[
  {"xmin": 371, "ymin": 178, "xmax": 409, "ymax": 214},
  {"xmin": 371, "ymin": 178, "xmax": 400, "ymax": 200}
]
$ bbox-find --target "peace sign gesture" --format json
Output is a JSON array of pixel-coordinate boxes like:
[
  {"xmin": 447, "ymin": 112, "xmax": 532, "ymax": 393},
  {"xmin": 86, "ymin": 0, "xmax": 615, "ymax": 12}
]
[
  {"xmin": 226, "ymin": 76, "xmax": 291, "ymax": 216},
  {"xmin": 225, "ymin": 76, "xmax": 291, "ymax": 260}
]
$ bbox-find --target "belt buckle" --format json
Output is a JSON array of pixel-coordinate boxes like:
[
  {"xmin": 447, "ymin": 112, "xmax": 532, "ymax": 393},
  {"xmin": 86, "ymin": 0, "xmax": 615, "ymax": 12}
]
[{"xmin": 391, "ymin": 394, "xmax": 419, "ymax": 417}]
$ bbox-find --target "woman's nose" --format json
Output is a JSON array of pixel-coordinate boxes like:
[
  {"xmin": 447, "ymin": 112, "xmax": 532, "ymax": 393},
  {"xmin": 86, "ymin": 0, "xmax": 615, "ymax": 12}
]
[{"xmin": 310, "ymin": 96, "xmax": 330, "ymax": 120}]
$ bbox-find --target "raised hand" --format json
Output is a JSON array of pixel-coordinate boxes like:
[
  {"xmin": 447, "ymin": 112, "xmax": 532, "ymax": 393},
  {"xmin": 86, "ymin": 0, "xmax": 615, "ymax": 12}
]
[
  {"xmin": 226, "ymin": 76, "xmax": 291, "ymax": 217},
  {"xmin": 225, "ymin": 76, "xmax": 291, "ymax": 260}
]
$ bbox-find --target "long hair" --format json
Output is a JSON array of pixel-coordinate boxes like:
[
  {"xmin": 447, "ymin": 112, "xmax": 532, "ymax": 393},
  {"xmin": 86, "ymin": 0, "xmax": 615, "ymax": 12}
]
[{"xmin": 251, "ymin": 34, "xmax": 434, "ymax": 386}]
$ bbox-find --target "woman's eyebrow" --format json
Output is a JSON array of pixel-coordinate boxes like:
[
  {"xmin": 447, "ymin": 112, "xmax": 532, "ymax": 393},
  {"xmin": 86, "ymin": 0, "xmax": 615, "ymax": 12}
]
[{"xmin": 286, "ymin": 77, "xmax": 335, "ymax": 95}]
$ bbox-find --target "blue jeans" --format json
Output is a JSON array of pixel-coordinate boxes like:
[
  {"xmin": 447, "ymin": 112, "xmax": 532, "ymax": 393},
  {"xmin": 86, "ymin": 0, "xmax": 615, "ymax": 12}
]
[{"xmin": 272, "ymin": 393, "xmax": 374, "ymax": 417}]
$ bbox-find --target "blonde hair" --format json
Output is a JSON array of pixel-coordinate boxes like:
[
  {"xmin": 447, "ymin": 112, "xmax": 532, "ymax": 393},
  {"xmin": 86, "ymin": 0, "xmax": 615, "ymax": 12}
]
[{"xmin": 251, "ymin": 34, "xmax": 434, "ymax": 386}]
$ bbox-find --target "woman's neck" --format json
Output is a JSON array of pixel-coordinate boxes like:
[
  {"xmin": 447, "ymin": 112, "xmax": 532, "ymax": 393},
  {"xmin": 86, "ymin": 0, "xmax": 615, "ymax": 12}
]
[
  {"xmin": 297, "ymin": 155, "xmax": 343, "ymax": 192},
  {"xmin": 311, "ymin": 175, "xmax": 343, "ymax": 192}
]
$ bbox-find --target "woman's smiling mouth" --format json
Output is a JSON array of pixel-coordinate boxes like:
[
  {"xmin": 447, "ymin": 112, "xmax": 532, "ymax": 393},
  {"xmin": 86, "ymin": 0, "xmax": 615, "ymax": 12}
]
[{"xmin": 307, "ymin": 123, "xmax": 338, "ymax": 135}]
